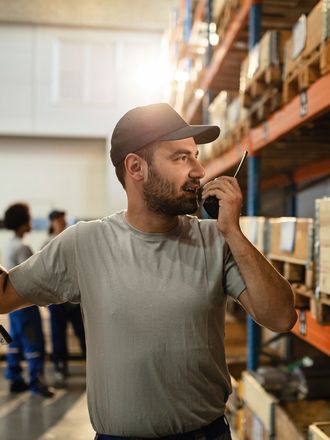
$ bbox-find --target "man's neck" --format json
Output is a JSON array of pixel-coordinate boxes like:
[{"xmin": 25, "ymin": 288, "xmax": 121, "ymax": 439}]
[{"xmin": 125, "ymin": 208, "xmax": 179, "ymax": 233}]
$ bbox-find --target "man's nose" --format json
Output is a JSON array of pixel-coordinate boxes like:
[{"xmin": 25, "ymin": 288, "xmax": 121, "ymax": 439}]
[{"xmin": 189, "ymin": 159, "xmax": 205, "ymax": 179}]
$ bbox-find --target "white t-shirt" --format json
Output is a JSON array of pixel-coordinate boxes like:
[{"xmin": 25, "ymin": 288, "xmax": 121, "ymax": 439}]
[{"xmin": 9, "ymin": 212, "xmax": 245, "ymax": 437}]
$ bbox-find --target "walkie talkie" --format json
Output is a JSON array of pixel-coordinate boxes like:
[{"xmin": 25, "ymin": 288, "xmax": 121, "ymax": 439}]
[
  {"xmin": 202, "ymin": 150, "xmax": 248, "ymax": 219},
  {"xmin": 0, "ymin": 324, "xmax": 12, "ymax": 345}
]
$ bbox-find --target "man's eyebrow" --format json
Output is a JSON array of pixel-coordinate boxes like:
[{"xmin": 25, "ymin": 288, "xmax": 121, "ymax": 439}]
[{"xmin": 169, "ymin": 149, "xmax": 199, "ymax": 158}]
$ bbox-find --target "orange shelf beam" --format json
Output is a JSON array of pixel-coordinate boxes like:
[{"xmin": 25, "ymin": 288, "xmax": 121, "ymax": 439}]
[
  {"xmin": 186, "ymin": 0, "xmax": 253, "ymax": 122},
  {"xmin": 292, "ymin": 310, "xmax": 330, "ymax": 356},
  {"xmin": 203, "ymin": 137, "xmax": 250, "ymax": 181},
  {"xmin": 203, "ymin": 73, "xmax": 330, "ymax": 180},
  {"xmin": 250, "ymin": 72, "xmax": 330, "ymax": 151}
]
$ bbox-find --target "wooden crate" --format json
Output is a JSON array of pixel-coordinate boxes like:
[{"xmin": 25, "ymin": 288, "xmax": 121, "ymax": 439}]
[
  {"xmin": 309, "ymin": 422, "xmax": 330, "ymax": 439},
  {"xmin": 242, "ymin": 371, "xmax": 278, "ymax": 439}
]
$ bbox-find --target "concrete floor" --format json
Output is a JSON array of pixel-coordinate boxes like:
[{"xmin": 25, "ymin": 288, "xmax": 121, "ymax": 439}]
[{"xmin": 0, "ymin": 361, "xmax": 95, "ymax": 440}]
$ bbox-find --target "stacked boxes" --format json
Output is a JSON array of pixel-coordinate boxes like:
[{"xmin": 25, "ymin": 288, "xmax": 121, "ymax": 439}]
[
  {"xmin": 283, "ymin": 0, "xmax": 330, "ymax": 102},
  {"xmin": 267, "ymin": 217, "xmax": 314, "ymax": 264},
  {"xmin": 314, "ymin": 198, "xmax": 330, "ymax": 324},
  {"xmin": 240, "ymin": 30, "xmax": 290, "ymax": 126},
  {"xmin": 316, "ymin": 198, "xmax": 330, "ymax": 296}
]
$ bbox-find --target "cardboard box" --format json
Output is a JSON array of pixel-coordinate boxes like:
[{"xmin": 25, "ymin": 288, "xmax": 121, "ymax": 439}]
[
  {"xmin": 315, "ymin": 198, "xmax": 330, "ymax": 295},
  {"xmin": 240, "ymin": 216, "xmax": 266, "ymax": 253},
  {"xmin": 267, "ymin": 217, "xmax": 314, "ymax": 264},
  {"xmin": 242, "ymin": 371, "xmax": 278, "ymax": 438},
  {"xmin": 304, "ymin": 0, "xmax": 330, "ymax": 57}
]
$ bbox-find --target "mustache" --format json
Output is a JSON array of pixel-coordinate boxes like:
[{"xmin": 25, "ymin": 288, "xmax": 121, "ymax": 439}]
[{"xmin": 181, "ymin": 179, "xmax": 201, "ymax": 192}]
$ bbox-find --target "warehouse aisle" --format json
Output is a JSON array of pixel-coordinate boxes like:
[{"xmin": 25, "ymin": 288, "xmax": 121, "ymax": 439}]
[{"xmin": 0, "ymin": 361, "xmax": 94, "ymax": 440}]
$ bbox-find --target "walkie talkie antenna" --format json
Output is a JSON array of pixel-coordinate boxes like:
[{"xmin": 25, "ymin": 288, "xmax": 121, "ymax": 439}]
[{"xmin": 233, "ymin": 150, "xmax": 248, "ymax": 178}]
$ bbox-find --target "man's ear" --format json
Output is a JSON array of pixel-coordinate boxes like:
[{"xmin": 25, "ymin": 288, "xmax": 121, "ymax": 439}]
[{"xmin": 124, "ymin": 154, "xmax": 146, "ymax": 182}]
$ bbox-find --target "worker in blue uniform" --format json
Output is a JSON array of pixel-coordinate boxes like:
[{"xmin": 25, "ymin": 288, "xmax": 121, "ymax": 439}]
[
  {"xmin": 3, "ymin": 203, "xmax": 54, "ymax": 397},
  {"xmin": 43, "ymin": 210, "xmax": 86, "ymax": 383}
]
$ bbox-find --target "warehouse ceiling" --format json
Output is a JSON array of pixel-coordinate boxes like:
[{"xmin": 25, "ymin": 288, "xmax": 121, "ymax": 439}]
[{"xmin": 0, "ymin": 0, "xmax": 180, "ymax": 32}]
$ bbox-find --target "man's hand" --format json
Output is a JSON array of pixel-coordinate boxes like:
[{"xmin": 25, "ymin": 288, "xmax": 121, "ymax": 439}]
[{"xmin": 202, "ymin": 176, "xmax": 243, "ymax": 236}]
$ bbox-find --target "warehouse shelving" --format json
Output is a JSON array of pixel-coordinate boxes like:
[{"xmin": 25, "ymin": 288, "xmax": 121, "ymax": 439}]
[
  {"xmin": 170, "ymin": 0, "xmax": 330, "ymax": 361},
  {"xmin": 292, "ymin": 310, "xmax": 330, "ymax": 356},
  {"xmin": 203, "ymin": 72, "xmax": 330, "ymax": 181},
  {"xmin": 185, "ymin": 0, "xmax": 253, "ymax": 123}
]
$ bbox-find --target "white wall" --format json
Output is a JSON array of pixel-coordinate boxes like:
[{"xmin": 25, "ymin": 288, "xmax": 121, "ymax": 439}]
[
  {"xmin": 0, "ymin": 24, "xmax": 169, "ymax": 219},
  {"xmin": 0, "ymin": 24, "xmax": 167, "ymax": 136},
  {"xmin": 0, "ymin": 137, "xmax": 108, "ymax": 218}
]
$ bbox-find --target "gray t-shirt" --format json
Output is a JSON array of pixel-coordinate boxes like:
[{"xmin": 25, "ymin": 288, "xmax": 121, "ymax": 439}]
[
  {"xmin": 4, "ymin": 235, "xmax": 33, "ymax": 269},
  {"xmin": 9, "ymin": 212, "xmax": 245, "ymax": 437}
]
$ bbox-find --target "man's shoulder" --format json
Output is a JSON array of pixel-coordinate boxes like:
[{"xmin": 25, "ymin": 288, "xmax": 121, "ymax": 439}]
[{"xmin": 72, "ymin": 211, "xmax": 125, "ymax": 237}]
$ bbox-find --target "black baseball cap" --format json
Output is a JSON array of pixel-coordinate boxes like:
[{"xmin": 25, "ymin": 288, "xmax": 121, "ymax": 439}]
[
  {"xmin": 110, "ymin": 103, "xmax": 220, "ymax": 166},
  {"xmin": 49, "ymin": 210, "xmax": 65, "ymax": 221}
]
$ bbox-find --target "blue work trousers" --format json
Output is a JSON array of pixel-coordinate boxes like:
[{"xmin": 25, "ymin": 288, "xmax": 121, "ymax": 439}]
[
  {"xmin": 5, "ymin": 306, "xmax": 45, "ymax": 387},
  {"xmin": 48, "ymin": 303, "xmax": 86, "ymax": 368}
]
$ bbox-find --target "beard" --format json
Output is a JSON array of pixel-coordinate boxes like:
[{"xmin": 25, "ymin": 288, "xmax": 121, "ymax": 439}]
[{"xmin": 143, "ymin": 165, "xmax": 199, "ymax": 216}]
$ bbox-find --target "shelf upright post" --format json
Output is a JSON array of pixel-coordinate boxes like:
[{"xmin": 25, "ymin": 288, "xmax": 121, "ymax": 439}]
[
  {"xmin": 247, "ymin": 0, "xmax": 262, "ymax": 372},
  {"xmin": 183, "ymin": 0, "xmax": 192, "ymax": 43},
  {"xmin": 202, "ymin": 0, "xmax": 213, "ymax": 124}
]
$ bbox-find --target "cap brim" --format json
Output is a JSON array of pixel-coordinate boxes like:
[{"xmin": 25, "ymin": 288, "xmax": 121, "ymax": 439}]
[{"xmin": 158, "ymin": 125, "xmax": 220, "ymax": 145}]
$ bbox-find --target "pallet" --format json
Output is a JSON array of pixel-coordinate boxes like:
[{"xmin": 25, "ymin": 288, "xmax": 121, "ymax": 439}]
[
  {"xmin": 283, "ymin": 39, "xmax": 330, "ymax": 104},
  {"xmin": 242, "ymin": 64, "xmax": 282, "ymax": 108},
  {"xmin": 270, "ymin": 258, "xmax": 314, "ymax": 287},
  {"xmin": 270, "ymin": 258, "xmax": 315, "ymax": 312},
  {"xmin": 227, "ymin": 119, "xmax": 249, "ymax": 144},
  {"xmin": 247, "ymin": 88, "xmax": 282, "ymax": 127},
  {"xmin": 311, "ymin": 292, "xmax": 330, "ymax": 325}
]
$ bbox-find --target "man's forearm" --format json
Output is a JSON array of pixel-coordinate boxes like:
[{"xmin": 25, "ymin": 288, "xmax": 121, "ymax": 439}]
[
  {"xmin": 0, "ymin": 265, "xmax": 29, "ymax": 313},
  {"xmin": 225, "ymin": 229, "xmax": 297, "ymax": 332}
]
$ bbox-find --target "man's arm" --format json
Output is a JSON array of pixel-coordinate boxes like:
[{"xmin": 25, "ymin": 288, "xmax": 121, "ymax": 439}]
[
  {"xmin": 0, "ymin": 266, "xmax": 31, "ymax": 313},
  {"xmin": 202, "ymin": 176, "xmax": 297, "ymax": 333}
]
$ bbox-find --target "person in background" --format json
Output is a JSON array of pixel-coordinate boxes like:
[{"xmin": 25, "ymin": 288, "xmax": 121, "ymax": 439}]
[
  {"xmin": 0, "ymin": 104, "xmax": 297, "ymax": 439},
  {"xmin": 2, "ymin": 203, "xmax": 54, "ymax": 398},
  {"xmin": 43, "ymin": 210, "xmax": 86, "ymax": 383}
]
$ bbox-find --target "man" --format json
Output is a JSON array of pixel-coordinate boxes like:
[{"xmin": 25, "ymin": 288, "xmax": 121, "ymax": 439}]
[
  {"xmin": 2, "ymin": 203, "xmax": 54, "ymax": 397},
  {"xmin": 0, "ymin": 103, "xmax": 296, "ymax": 439},
  {"xmin": 43, "ymin": 210, "xmax": 86, "ymax": 383}
]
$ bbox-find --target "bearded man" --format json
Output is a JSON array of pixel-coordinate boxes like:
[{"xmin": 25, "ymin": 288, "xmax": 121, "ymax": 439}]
[{"xmin": 0, "ymin": 103, "xmax": 296, "ymax": 440}]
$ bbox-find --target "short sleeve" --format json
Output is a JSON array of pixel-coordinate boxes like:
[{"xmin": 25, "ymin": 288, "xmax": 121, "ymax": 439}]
[
  {"xmin": 9, "ymin": 225, "xmax": 80, "ymax": 306},
  {"xmin": 223, "ymin": 243, "xmax": 246, "ymax": 299}
]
